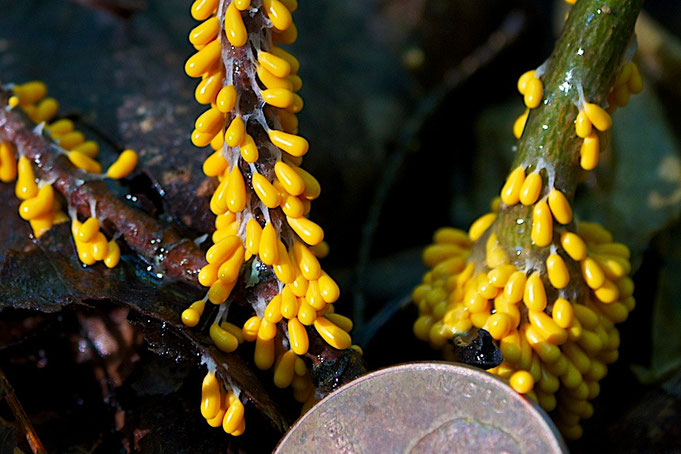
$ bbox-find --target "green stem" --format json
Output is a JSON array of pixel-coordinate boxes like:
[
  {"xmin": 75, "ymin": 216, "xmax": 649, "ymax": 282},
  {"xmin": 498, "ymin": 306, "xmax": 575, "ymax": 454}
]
[{"xmin": 494, "ymin": 0, "xmax": 643, "ymax": 255}]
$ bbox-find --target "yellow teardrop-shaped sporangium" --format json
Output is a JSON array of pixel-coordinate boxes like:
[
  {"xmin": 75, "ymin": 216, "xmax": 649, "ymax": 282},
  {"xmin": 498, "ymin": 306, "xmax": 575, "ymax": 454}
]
[
  {"xmin": 13, "ymin": 81, "xmax": 47, "ymax": 105},
  {"xmin": 225, "ymin": 116, "xmax": 246, "ymax": 147},
  {"xmin": 627, "ymin": 64, "xmax": 643, "ymax": 94},
  {"xmin": 297, "ymin": 301, "xmax": 317, "ymax": 326},
  {"xmin": 242, "ymin": 316, "xmax": 261, "ymax": 342},
  {"xmin": 191, "ymin": 0, "xmax": 218, "ymax": 20},
  {"xmin": 524, "ymin": 78, "xmax": 543, "ymax": 109},
  {"xmin": 273, "ymin": 350, "xmax": 297, "ymax": 388},
  {"xmin": 325, "ymin": 313, "xmax": 353, "ymax": 332},
  {"xmin": 547, "ymin": 189, "xmax": 572, "ymax": 224},
  {"xmin": 0, "ymin": 142, "xmax": 17, "ymax": 183},
  {"xmin": 259, "ymin": 222, "xmax": 279, "ymax": 265},
  {"xmin": 189, "ymin": 16, "xmax": 220, "ymax": 46},
  {"xmin": 523, "ymin": 272, "xmax": 547, "ymax": 312},
  {"xmin": 513, "ymin": 108, "xmax": 530, "ymax": 139},
  {"xmin": 107, "ymin": 149, "xmax": 138, "ymax": 180},
  {"xmin": 257, "ymin": 64, "xmax": 293, "ymax": 91},
  {"xmin": 280, "ymin": 286, "xmax": 300, "ymax": 319},
  {"xmin": 210, "ymin": 323, "xmax": 239, "ymax": 353},
  {"xmin": 216, "ymin": 85, "xmax": 237, "ymax": 113},
  {"xmin": 265, "ymin": 294, "xmax": 283, "ymax": 323},
  {"xmin": 258, "ymin": 51, "xmax": 292, "ymax": 78},
  {"xmin": 528, "ymin": 310, "xmax": 567, "ymax": 345},
  {"xmin": 104, "ymin": 240, "xmax": 121, "ymax": 268},
  {"xmin": 485, "ymin": 312, "xmax": 512, "ymax": 340},
  {"xmin": 254, "ymin": 336, "xmax": 275, "ymax": 370},
  {"xmin": 226, "ymin": 165, "xmax": 246, "ymax": 212},
  {"xmin": 524, "ymin": 325, "xmax": 562, "ymax": 363},
  {"xmin": 292, "ymin": 240, "xmax": 320, "ymax": 280},
  {"xmin": 292, "ymin": 166, "xmax": 320, "ymax": 200},
  {"xmin": 517, "ymin": 70, "xmax": 535, "ymax": 95},
  {"xmin": 264, "ymin": 0, "xmax": 293, "ymax": 31},
  {"xmin": 575, "ymin": 110, "xmax": 592, "ymax": 138},
  {"xmin": 581, "ymin": 257, "xmax": 605, "ymax": 289},
  {"xmin": 15, "ymin": 156, "xmax": 38, "ymax": 200},
  {"xmin": 200, "ymin": 372, "xmax": 221, "ymax": 420},
  {"xmin": 222, "ymin": 396, "xmax": 245, "ymax": 434},
  {"xmin": 274, "ymin": 161, "xmax": 305, "ymax": 196},
  {"xmin": 269, "ymin": 129, "xmax": 309, "ymax": 157},
  {"xmin": 252, "ymin": 172, "xmax": 281, "ymax": 208},
  {"xmin": 203, "ymin": 150, "xmax": 228, "ymax": 177},
  {"xmin": 510, "ymin": 370, "xmax": 534, "ymax": 394},
  {"xmin": 273, "ymin": 21, "xmax": 297, "ymax": 45},
  {"xmin": 552, "ymin": 297, "xmax": 574, "ymax": 329},
  {"xmin": 196, "ymin": 70, "xmax": 225, "ymax": 105},
  {"xmin": 546, "ymin": 253, "xmax": 570, "ymax": 289},
  {"xmin": 91, "ymin": 232, "xmax": 109, "ymax": 261},
  {"xmin": 182, "ymin": 300, "xmax": 206, "ymax": 327},
  {"xmin": 271, "ymin": 46, "xmax": 300, "ymax": 74},
  {"xmin": 33, "ymin": 97, "xmax": 59, "ymax": 123},
  {"xmin": 583, "ymin": 102, "xmax": 612, "ymax": 132},
  {"xmin": 500, "ymin": 166, "xmax": 526, "ymax": 206},
  {"xmin": 314, "ymin": 317, "xmax": 351, "ymax": 350},
  {"xmin": 29, "ymin": 214, "xmax": 53, "ymax": 238},
  {"xmin": 206, "ymin": 235, "xmax": 242, "ymax": 264},
  {"xmin": 288, "ymin": 317, "xmax": 309, "ymax": 355},
  {"xmin": 67, "ymin": 151, "xmax": 102, "ymax": 173},
  {"xmin": 239, "ymin": 134, "xmax": 259, "ymax": 163},
  {"xmin": 519, "ymin": 172, "xmax": 542, "ymax": 206},
  {"xmin": 234, "ymin": 0, "xmax": 251, "ymax": 10},
  {"xmin": 262, "ymin": 88, "xmax": 295, "ymax": 109},
  {"xmin": 195, "ymin": 107, "xmax": 224, "ymax": 135},
  {"xmin": 18, "ymin": 184, "xmax": 53, "ymax": 220},
  {"xmin": 185, "ymin": 39, "xmax": 221, "ymax": 78},
  {"xmin": 77, "ymin": 217, "xmax": 99, "ymax": 242},
  {"xmin": 468, "ymin": 213, "xmax": 496, "ymax": 242},
  {"xmin": 287, "ymin": 215, "xmax": 324, "ymax": 246},
  {"xmin": 318, "ymin": 273, "xmax": 340, "ymax": 303},
  {"xmin": 503, "ymin": 271, "xmax": 527, "ymax": 304},
  {"xmin": 217, "ymin": 243, "xmax": 245, "ymax": 283},
  {"xmin": 245, "ymin": 219, "xmax": 262, "ymax": 257},
  {"xmin": 580, "ymin": 132, "xmax": 599, "ymax": 170},
  {"xmin": 225, "ymin": 3, "xmax": 248, "ymax": 47},
  {"xmin": 273, "ymin": 240, "xmax": 295, "ymax": 284},
  {"xmin": 560, "ymin": 231, "xmax": 587, "ymax": 261},
  {"xmin": 531, "ymin": 199, "xmax": 553, "ymax": 247},
  {"xmin": 207, "ymin": 279, "xmax": 236, "ymax": 304}
]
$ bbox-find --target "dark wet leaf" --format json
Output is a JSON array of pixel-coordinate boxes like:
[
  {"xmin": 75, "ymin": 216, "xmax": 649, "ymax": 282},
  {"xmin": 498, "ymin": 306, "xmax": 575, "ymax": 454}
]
[
  {"xmin": 632, "ymin": 222, "xmax": 681, "ymax": 383},
  {"xmin": 0, "ymin": 182, "xmax": 286, "ymax": 443},
  {"xmin": 0, "ymin": 418, "xmax": 19, "ymax": 454}
]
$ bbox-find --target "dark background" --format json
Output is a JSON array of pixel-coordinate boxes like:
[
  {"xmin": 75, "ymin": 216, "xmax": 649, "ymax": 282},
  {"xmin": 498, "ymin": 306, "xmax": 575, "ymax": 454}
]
[{"xmin": 1, "ymin": 0, "xmax": 681, "ymax": 452}]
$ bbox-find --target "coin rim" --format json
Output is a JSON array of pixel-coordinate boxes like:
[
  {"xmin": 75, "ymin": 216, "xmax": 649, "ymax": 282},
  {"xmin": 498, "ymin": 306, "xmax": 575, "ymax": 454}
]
[{"xmin": 275, "ymin": 361, "xmax": 568, "ymax": 453}]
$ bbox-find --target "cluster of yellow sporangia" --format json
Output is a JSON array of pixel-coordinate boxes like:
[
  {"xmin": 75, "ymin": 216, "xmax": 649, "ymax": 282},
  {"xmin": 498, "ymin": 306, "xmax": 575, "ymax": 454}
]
[
  {"xmin": 182, "ymin": 0, "xmax": 356, "ymax": 435},
  {"xmin": 2, "ymin": 81, "xmax": 138, "ymax": 267},
  {"xmin": 413, "ymin": 57, "xmax": 641, "ymax": 439},
  {"xmin": 515, "ymin": 61, "xmax": 641, "ymax": 169}
]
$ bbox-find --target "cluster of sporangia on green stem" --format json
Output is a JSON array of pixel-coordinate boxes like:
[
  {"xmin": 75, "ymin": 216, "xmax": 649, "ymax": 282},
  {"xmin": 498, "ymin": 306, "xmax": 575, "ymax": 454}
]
[
  {"xmin": 182, "ymin": 0, "xmax": 358, "ymax": 436},
  {"xmin": 412, "ymin": 0, "xmax": 642, "ymax": 441}
]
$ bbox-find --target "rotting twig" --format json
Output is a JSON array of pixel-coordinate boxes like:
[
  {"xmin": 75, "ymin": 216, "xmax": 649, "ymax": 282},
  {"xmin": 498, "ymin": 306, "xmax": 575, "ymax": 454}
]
[{"xmin": 0, "ymin": 368, "xmax": 46, "ymax": 454}]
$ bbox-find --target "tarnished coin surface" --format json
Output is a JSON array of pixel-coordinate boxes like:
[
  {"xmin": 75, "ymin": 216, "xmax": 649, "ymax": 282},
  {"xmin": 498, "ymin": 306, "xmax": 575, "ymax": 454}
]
[{"xmin": 276, "ymin": 362, "xmax": 567, "ymax": 453}]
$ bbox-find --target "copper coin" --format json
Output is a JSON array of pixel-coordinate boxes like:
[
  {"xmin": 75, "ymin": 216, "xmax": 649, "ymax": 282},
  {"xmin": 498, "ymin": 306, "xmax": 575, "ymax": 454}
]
[{"xmin": 276, "ymin": 362, "xmax": 567, "ymax": 453}]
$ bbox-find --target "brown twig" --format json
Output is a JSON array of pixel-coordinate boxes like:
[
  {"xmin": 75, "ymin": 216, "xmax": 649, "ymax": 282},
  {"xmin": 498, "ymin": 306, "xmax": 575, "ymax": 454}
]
[
  {"xmin": 0, "ymin": 368, "xmax": 46, "ymax": 454},
  {"xmin": 0, "ymin": 88, "xmax": 206, "ymax": 287}
]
